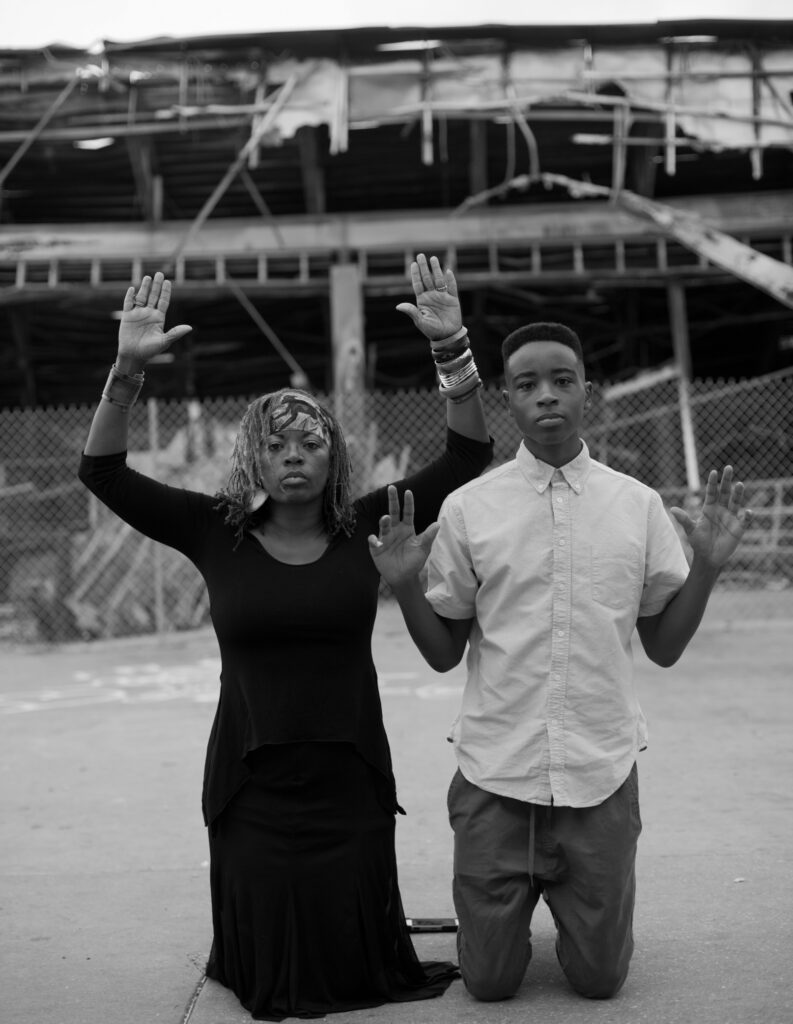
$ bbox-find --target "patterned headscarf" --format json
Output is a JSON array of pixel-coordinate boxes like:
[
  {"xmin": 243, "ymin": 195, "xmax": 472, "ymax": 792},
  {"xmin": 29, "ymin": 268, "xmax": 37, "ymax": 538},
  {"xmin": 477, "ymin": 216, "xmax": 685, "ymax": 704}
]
[
  {"xmin": 214, "ymin": 388, "xmax": 355, "ymax": 544},
  {"xmin": 266, "ymin": 390, "xmax": 331, "ymax": 443}
]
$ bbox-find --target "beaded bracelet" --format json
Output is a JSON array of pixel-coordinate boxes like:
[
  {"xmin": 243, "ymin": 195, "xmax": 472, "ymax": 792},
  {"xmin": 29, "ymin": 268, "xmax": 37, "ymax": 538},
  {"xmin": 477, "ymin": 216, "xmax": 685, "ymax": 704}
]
[
  {"xmin": 430, "ymin": 326, "xmax": 469, "ymax": 359},
  {"xmin": 101, "ymin": 363, "xmax": 145, "ymax": 411}
]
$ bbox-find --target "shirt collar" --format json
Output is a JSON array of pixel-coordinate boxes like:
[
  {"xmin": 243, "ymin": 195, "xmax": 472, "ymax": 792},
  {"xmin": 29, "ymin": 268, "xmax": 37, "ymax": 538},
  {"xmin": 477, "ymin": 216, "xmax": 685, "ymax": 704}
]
[{"xmin": 516, "ymin": 440, "xmax": 591, "ymax": 494}]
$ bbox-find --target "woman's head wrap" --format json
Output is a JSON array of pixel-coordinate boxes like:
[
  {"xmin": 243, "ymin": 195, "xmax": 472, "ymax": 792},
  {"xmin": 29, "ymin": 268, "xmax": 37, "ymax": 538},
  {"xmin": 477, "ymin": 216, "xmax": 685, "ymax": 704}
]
[
  {"xmin": 265, "ymin": 389, "xmax": 332, "ymax": 443},
  {"xmin": 215, "ymin": 388, "xmax": 355, "ymax": 544}
]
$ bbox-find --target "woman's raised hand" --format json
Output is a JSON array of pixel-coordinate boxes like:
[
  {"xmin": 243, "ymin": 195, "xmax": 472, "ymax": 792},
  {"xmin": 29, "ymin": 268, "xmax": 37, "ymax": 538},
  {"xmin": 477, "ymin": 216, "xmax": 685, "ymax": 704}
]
[
  {"xmin": 118, "ymin": 272, "xmax": 192, "ymax": 370},
  {"xmin": 396, "ymin": 253, "xmax": 462, "ymax": 341},
  {"xmin": 368, "ymin": 486, "xmax": 440, "ymax": 587}
]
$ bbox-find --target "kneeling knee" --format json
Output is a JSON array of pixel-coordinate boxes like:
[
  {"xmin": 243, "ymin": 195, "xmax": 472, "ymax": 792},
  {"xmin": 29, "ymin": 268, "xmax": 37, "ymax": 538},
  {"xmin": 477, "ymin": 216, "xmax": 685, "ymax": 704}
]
[
  {"xmin": 461, "ymin": 957, "xmax": 525, "ymax": 1002},
  {"xmin": 567, "ymin": 965, "xmax": 628, "ymax": 1000},
  {"xmin": 463, "ymin": 974, "xmax": 522, "ymax": 1002}
]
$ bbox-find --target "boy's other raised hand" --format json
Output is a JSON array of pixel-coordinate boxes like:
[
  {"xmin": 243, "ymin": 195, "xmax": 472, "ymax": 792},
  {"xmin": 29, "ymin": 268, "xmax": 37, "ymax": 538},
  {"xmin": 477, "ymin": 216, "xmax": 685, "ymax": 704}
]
[{"xmin": 670, "ymin": 466, "xmax": 752, "ymax": 569}]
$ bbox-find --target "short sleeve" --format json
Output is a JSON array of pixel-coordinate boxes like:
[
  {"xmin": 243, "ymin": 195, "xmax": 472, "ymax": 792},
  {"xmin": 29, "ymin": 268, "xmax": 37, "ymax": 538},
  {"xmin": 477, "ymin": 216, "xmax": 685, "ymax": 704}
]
[
  {"xmin": 424, "ymin": 497, "xmax": 479, "ymax": 619},
  {"xmin": 638, "ymin": 492, "xmax": 690, "ymax": 617}
]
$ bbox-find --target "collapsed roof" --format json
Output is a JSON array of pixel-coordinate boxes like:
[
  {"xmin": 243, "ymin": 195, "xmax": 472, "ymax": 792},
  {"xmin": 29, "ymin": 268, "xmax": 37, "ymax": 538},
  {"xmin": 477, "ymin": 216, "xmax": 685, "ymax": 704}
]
[{"xmin": 1, "ymin": 20, "xmax": 792, "ymax": 407}]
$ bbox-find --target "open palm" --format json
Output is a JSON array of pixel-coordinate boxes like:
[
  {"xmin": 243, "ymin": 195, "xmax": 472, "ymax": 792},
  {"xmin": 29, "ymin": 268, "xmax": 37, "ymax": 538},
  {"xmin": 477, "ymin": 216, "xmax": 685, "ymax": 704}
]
[
  {"xmin": 396, "ymin": 253, "xmax": 463, "ymax": 341},
  {"xmin": 368, "ymin": 486, "xmax": 440, "ymax": 587},
  {"xmin": 670, "ymin": 466, "xmax": 752, "ymax": 568},
  {"xmin": 118, "ymin": 271, "xmax": 192, "ymax": 364}
]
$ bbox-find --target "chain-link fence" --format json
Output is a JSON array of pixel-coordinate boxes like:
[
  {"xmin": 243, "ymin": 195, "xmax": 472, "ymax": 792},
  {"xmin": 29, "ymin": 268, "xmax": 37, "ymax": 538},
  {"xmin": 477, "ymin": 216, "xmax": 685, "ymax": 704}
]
[{"xmin": 1, "ymin": 371, "xmax": 791, "ymax": 644}]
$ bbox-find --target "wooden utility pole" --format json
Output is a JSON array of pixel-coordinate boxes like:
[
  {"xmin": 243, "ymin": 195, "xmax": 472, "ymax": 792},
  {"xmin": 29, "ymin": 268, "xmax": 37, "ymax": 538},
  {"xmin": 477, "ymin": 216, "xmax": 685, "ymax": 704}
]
[
  {"xmin": 329, "ymin": 263, "xmax": 366, "ymax": 438},
  {"xmin": 9, "ymin": 309, "xmax": 36, "ymax": 407}
]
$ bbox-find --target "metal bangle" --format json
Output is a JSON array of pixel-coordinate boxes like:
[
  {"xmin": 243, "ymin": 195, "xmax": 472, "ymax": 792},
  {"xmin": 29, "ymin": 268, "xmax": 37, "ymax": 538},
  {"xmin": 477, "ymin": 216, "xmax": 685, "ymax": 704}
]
[
  {"xmin": 437, "ymin": 354, "xmax": 476, "ymax": 390},
  {"xmin": 433, "ymin": 339, "xmax": 470, "ymax": 364},
  {"xmin": 101, "ymin": 364, "xmax": 144, "ymax": 411},
  {"xmin": 433, "ymin": 326, "xmax": 468, "ymax": 347},
  {"xmin": 111, "ymin": 362, "xmax": 145, "ymax": 384},
  {"xmin": 436, "ymin": 348, "xmax": 473, "ymax": 380}
]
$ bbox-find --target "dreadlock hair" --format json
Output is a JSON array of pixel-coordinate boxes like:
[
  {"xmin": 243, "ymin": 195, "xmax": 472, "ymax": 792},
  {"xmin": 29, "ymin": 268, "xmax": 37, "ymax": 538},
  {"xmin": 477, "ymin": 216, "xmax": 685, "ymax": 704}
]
[{"xmin": 214, "ymin": 388, "xmax": 356, "ymax": 546}]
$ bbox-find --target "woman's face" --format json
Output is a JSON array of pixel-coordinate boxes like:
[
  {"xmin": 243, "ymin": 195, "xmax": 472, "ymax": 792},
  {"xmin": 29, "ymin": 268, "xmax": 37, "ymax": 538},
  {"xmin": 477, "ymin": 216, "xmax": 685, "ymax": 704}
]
[{"xmin": 259, "ymin": 428, "xmax": 331, "ymax": 505}]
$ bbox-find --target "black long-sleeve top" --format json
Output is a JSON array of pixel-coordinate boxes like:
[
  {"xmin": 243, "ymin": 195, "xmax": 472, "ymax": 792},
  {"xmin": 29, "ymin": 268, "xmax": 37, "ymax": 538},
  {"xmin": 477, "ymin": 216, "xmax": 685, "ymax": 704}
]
[{"xmin": 78, "ymin": 428, "xmax": 493, "ymax": 826}]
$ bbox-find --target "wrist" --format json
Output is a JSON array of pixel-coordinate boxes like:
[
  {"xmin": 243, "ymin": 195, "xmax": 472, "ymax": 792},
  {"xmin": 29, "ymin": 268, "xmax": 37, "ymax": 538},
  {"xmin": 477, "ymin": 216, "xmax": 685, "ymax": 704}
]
[
  {"xmin": 115, "ymin": 353, "xmax": 147, "ymax": 376},
  {"xmin": 102, "ymin": 361, "xmax": 145, "ymax": 411},
  {"xmin": 390, "ymin": 574, "xmax": 425, "ymax": 599},
  {"xmin": 432, "ymin": 324, "xmax": 467, "ymax": 345},
  {"xmin": 430, "ymin": 326, "xmax": 468, "ymax": 353},
  {"xmin": 688, "ymin": 555, "xmax": 722, "ymax": 585}
]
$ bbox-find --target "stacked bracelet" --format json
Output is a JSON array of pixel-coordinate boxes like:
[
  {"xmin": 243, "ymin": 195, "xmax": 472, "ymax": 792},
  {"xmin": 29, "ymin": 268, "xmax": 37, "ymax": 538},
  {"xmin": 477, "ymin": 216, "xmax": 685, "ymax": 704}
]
[
  {"xmin": 432, "ymin": 326, "xmax": 483, "ymax": 404},
  {"xmin": 101, "ymin": 363, "xmax": 145, "ymax": 411}
]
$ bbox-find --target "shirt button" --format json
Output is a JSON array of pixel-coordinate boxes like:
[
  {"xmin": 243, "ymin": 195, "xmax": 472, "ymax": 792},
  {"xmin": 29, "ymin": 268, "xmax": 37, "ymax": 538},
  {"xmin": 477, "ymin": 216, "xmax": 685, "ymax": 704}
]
[
  {"xmin": 557, "ymin": 629, "xmax": 565, "ymax": 636},
  {"xmin": 558, "ymin": 539, "xmax": 565, "ymax": 546},
  {"xmin": 556, "ymin": 497, "xmax": 564, "ymax": 504},
  {"xmin": 553, "ymin": 673, "xmax": 561, "ymax": 681}
]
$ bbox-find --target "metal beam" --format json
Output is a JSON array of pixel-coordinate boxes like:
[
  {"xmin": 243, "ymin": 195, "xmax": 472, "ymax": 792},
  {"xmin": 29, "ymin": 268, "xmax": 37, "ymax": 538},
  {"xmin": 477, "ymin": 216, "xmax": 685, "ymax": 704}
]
[
  {"xmin": 542, "ymin": 174, "xmax": 793, "ymax": 310},
  {"xmin": 168, "ymin": 69, "xmax": 308, "ymax": 267},
  {"xmin": 225, "ymin": 277, "xmax": 309, "ymax": 387},
  {"xmin": 0, "ymin": 74, "xmax": 80, "ymax": 209}
]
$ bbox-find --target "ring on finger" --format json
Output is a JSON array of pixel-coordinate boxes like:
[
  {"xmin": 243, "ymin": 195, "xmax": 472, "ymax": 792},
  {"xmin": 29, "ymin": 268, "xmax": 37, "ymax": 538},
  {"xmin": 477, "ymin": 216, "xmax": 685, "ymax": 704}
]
[
  {"xmin": 134, "ymin": 298, "xmax": 147, "ymax": 306},
  {"xmin": 436, "ymin": 283, "xmax": 448, "ymax": 291}
]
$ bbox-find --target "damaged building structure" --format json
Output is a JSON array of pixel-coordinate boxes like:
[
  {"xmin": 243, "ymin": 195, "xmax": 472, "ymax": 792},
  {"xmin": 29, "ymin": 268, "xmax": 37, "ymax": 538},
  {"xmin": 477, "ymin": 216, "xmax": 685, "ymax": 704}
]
[
  {"xmin": 0, "ymin": 19, "xmax": 792, "ymax": 641},
  {"xmin": 1, "ymin": 18, "xmax": 792, "ymax": 405}
]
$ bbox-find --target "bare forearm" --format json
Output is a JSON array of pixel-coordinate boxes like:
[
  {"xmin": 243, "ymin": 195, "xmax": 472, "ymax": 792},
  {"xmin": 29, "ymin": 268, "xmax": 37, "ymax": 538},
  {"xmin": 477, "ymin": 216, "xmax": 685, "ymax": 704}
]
[
  {"xmin": 83, "ymin": 353, "xmax": 146, "ymax": 456},
  {"xmin": 390, "ymin": 575, "xmax": 468, "ymax": 671},
  {"xmin": 445, "ymin": 390, "xmax": 489, "ymax": 442},
  {"xmin": 639, "ymin": 559, "xmax": 721, "ymax": 667}
]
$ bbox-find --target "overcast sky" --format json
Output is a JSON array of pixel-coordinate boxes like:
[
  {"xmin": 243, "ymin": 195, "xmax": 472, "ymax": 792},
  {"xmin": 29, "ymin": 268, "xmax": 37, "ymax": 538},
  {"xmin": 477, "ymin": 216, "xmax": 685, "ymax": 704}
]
[{"xmin": 4, "ymin": 0, "xmax": 789, "ymax": 50}]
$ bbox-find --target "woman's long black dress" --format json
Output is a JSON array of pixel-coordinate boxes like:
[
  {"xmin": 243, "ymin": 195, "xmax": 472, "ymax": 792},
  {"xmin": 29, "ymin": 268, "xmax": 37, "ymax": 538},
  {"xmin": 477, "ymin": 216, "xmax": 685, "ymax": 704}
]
[{"xmin": 79, "ymin": 428, "xmax": 492, "ymax": 1021}]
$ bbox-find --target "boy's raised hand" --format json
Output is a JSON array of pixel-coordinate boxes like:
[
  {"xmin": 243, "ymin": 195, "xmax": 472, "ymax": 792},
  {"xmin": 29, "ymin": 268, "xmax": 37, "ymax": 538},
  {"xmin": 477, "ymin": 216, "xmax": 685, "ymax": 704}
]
[
  {"xmin": 396, "ymin": 253, "xmax": 462, "ymax": 341},
  {"xmin": 670, "ymin": 466, "xmax": 752, "ymax": 569},
  {"xmin": 368, "ymin": 486, "xmax": 440, "ymax": 586}
]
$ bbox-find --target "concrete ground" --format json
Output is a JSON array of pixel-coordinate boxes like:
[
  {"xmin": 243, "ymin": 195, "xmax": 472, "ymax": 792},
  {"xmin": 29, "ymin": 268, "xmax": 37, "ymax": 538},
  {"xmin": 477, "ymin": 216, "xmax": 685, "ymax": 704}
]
[{"xmin": 2, "ymin": 596, "xmax": 791, "ymax": 1024}]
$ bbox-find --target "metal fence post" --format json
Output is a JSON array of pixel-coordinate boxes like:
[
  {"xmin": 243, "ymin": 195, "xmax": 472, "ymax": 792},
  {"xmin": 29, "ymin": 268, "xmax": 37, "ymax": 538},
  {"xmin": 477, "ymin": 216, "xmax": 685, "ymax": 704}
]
[
  {"xmin": 147, "ymin": 396, "xmax": 166, "ymax": 634},
  {"xmin": 668, "ymin": 283, "xmax": 701, "ymax": 495}
]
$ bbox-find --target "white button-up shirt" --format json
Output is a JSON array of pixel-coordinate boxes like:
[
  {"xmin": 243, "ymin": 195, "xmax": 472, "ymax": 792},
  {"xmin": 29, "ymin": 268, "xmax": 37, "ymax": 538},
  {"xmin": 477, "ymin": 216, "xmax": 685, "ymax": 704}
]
[{"xmin": 425, "ymin": 441, "xmax": 689, "ymax": 808}]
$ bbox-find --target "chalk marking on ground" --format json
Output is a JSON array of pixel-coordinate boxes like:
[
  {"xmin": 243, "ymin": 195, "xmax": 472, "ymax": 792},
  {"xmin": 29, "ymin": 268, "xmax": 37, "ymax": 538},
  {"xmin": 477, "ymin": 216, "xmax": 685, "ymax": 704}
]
[{"xmin": 0, "ymin": 662, "xmax": 461, "ymax": 713}]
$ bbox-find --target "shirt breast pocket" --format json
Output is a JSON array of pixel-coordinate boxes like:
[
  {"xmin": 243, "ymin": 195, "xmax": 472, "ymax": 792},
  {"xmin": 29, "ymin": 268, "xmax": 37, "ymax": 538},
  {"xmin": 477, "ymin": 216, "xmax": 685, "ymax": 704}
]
[{"xmin": 590, "ymin": 545, "xmax": 642, "ymax": 610}]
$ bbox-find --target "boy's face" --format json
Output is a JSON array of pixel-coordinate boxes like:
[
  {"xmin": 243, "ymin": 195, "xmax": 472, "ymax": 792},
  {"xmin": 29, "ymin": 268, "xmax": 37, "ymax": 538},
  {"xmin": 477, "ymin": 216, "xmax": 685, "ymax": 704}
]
[{"xmin": 502, "ymin": 340, "xmax": 592, "ymax": 467}]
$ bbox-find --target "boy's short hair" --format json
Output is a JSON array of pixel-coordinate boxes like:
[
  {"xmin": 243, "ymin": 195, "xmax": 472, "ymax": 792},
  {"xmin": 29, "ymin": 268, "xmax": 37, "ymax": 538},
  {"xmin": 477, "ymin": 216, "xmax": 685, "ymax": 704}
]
[{"xmin": 502, "ymin": 323, "xmax": 585, "ymax": 376}]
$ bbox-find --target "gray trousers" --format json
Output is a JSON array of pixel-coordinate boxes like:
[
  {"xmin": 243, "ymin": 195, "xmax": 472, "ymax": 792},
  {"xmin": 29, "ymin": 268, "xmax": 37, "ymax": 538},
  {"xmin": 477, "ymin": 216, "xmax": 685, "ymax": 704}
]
[{"xmin": 447, "ymin": 764, "xmax": 642, "ymax": 1001}]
